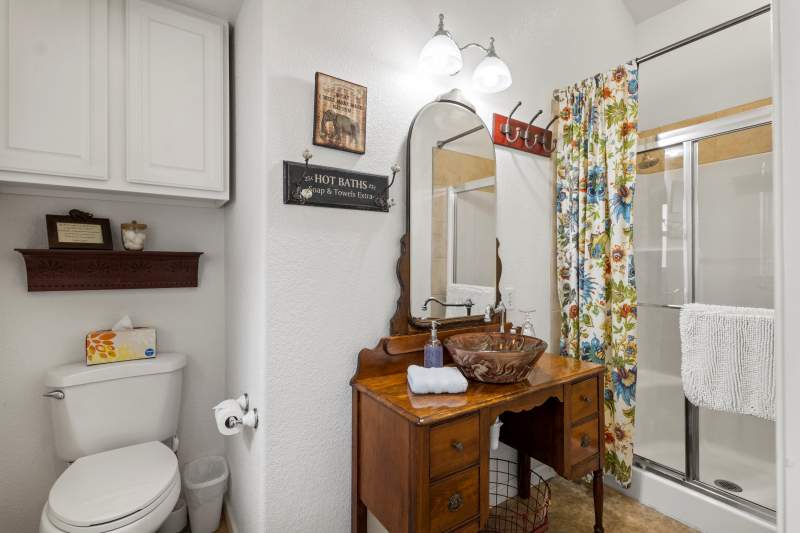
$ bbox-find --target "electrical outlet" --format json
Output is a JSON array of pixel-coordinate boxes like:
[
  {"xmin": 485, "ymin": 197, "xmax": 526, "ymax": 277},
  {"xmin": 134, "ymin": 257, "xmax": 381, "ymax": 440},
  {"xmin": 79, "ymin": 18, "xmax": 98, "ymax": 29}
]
[{"xmin": 504, "ymin": 286, "xmax": 515, "ymax": 310}]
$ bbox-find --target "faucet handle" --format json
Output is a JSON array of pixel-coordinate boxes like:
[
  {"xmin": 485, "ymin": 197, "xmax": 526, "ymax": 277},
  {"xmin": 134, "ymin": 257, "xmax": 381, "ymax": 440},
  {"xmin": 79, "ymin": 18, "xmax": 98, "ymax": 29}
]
[{"xmin": 463, "ymin": 298, "xmax": 474, "ymax": 316}]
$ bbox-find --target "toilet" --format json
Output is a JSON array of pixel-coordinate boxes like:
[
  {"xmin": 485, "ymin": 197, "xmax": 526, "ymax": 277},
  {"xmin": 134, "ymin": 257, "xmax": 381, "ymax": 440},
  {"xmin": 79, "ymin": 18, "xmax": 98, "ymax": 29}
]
[{"xmin": 39, "ymin": 353, "xmax": 187, "ymax": 533}]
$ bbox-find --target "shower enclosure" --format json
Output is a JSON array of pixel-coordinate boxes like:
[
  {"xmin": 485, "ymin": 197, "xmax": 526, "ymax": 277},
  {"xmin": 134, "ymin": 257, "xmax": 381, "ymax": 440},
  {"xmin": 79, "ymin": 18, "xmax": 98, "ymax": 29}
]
[{"xmin": 634, "ymin": 105, "xmax": 775, "ymax": 520}]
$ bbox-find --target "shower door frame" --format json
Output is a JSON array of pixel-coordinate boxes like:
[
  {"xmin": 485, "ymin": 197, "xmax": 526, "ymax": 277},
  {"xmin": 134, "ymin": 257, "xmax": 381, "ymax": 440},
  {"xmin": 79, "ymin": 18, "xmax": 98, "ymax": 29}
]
[{"xmin": 634, "ymin": 105, "xmax": 775, "ymax": 523}]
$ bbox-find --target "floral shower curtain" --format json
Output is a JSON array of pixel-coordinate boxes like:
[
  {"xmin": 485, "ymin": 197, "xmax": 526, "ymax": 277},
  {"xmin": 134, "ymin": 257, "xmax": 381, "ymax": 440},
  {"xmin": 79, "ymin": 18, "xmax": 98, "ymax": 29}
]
[{"xmin": 554, "ymin": 62, "xmax": 639, "ymax": 487}]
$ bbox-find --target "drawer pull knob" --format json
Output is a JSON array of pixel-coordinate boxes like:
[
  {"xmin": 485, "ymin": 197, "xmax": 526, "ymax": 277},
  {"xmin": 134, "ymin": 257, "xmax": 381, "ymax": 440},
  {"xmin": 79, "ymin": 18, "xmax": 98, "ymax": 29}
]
[
  {"xmin": 451, "ymin": 440, "xmax": 464, "ymax": 452},
  {"xmin": 580, "ymin": 433, "xmax": 591, "ymax": 448},
  {"xmin": 448, "ymin": 492, "xmax": 463, "ymax": 512},
  {"xmin": 579, "ymin": 394, "xmax": 591, "ymax": 403}
]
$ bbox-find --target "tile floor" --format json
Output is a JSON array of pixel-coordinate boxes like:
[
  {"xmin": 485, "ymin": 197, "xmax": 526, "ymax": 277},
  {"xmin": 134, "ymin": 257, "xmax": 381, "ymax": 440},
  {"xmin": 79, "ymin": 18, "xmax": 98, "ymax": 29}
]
[
  {"xmin": 206, "ymin": 486, "xmax": 696, "ymax": 532},
  {"xmin": 547, "ymin": 476, "xmax": 699, "ymax": 532}
]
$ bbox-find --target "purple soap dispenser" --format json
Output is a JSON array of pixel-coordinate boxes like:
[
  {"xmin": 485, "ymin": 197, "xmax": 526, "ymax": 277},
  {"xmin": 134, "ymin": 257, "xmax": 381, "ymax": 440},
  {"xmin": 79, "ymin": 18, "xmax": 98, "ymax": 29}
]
[{"xmin": 424, "ymin": 320, "xmax": 443, "ymax": 368}]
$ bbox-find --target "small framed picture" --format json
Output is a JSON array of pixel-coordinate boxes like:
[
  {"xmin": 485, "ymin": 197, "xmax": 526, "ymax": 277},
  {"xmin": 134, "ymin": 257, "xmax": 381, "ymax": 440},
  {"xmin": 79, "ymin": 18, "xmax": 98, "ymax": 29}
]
[
  {"xmin": 313, "ymin": 72, "xmax": 367, "ymax": 154},
  {"xmin": 46, "ymin": 213, "xmax": 113, "ymax": 250}
]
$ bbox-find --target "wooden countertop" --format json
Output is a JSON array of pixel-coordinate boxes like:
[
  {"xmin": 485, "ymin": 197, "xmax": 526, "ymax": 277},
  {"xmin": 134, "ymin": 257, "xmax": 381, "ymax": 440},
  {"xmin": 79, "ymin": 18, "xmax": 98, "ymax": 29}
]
[{"xmin": 353, "ymin": 353, "xmax": 604, "ymax": 425}]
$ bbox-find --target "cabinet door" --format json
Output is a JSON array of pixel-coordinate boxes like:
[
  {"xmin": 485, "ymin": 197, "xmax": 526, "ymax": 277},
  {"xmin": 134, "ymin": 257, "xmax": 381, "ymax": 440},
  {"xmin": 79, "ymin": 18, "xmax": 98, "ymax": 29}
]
[
  {"xmin": 126, "ymin": 0, "xmax": 227, "ymax": 192},
  {"xmin": 0, "ymin": 0, "xmax": 108, "ymax": 180}
]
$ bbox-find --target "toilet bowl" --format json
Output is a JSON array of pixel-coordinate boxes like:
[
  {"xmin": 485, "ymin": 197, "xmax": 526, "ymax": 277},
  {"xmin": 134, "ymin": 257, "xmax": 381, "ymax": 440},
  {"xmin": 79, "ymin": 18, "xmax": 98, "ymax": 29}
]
[
  {"xmin": 39, "ymin": 441, "xmax": 180, "ymax": 533},
  {"xmin": 41, "ymin": 353, "xmax": 187, "ymax": 533}
]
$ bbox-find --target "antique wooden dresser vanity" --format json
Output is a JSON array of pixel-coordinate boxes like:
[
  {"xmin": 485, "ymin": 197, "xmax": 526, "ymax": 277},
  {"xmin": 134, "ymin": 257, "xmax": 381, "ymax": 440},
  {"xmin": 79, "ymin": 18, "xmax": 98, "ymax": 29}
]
[
  {"xmin": 351, "ymin": 324, "xmax": 606, "ymax": 533},
  {"xmin": 356, "ymin": 89, "xmax": 606, "ymax": 532}
]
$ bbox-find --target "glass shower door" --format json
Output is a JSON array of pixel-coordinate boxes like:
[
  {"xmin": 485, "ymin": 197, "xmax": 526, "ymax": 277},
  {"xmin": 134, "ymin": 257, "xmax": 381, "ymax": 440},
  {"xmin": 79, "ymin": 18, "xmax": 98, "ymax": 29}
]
[
  {"xmin": 694, "ymin": 125, "xmax": 775, "ymax": 510},
  {"xmin": 634, "ymin": 114, "xmax": 775, "ymax": 519},
  {"xmin": 634, "ymin": 144, "xmax": 688, "ymax": 474}
]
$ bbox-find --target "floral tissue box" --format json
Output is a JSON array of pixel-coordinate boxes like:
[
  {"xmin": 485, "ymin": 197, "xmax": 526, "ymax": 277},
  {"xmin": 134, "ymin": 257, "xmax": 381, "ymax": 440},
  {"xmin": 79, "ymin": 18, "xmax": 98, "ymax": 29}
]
[{"xmin": 85, "ymin": 327, "xmax": 157, "ymax": 365}]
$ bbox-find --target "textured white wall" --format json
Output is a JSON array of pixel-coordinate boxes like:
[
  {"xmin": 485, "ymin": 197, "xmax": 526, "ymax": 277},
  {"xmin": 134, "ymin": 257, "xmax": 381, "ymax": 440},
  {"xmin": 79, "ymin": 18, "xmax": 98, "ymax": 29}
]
[
  {"xmin": 773, "ymin": 1, "xmax": 798, "ymax": 530},
  {"xmin": 224, "ymin": 0, "xmax": 268, "ymax": 531},
  {"xmin": 251, "ymin": 1, "xmax": 635, "ymax": 531},
  {"xmin": 0, "ymin": 193, "xmax": 226, "ymax": 532}
]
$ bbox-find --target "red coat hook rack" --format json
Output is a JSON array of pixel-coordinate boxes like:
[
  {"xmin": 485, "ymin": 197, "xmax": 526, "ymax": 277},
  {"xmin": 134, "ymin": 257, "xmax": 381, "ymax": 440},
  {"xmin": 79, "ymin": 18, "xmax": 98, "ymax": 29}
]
[{"xmin": 492, "ymin": 102, "xmax": 557, "ymax": 157}]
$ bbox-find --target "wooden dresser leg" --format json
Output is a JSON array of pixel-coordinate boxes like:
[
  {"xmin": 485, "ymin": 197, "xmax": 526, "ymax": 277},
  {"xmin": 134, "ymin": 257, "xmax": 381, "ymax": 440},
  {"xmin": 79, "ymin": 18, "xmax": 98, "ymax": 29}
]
[
  {"xmin": 592, "ymin": 469, "xmax": 604, "ymax": 533},
  {"xmin": 352, "ymin": 389, "xmax": 367, "ymax": 533},
  {"xmin": 517, "ymin": 450, "xmax": 531, "ymax": 500},
  {"xmin": 353, "ymin": 498, "xmax": 367, "ymax": 533}
]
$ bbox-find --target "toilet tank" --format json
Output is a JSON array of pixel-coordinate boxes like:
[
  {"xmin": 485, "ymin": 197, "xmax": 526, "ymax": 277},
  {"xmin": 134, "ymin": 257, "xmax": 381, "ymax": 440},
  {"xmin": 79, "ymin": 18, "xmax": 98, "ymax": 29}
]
[{"xmin": 44, "ymin": 353, "xmax": 187, "ymax": 462}]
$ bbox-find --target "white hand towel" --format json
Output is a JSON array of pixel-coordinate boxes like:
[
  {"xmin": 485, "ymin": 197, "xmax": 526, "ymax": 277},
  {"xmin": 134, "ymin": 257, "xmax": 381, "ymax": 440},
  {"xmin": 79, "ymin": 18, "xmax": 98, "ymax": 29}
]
[
  {"xmin": 407, "ymin": 365, "xmax": 468, "ymax": 394},
  {"xmin": 680, "ymin": 303, "xmax": 774, "ymax": 420}
]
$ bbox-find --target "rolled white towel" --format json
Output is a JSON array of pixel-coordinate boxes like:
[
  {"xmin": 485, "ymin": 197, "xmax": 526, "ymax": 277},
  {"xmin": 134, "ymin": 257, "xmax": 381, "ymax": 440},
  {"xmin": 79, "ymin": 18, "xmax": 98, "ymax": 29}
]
[{"xmin": 407, "ymin": 365, "xmax": 468, "ymax": 394}]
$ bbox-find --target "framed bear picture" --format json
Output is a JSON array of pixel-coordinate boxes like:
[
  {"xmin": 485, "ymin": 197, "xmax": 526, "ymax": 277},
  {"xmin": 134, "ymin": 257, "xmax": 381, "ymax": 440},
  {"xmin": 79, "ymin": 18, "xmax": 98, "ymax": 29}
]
[{"xmin": 313, "ymin": 72, "xmax": 367, "ymax": 154}]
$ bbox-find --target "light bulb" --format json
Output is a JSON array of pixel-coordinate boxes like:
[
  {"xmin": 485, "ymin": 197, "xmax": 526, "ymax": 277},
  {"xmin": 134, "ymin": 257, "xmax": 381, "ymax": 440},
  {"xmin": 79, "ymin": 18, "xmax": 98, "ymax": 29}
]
[
  {"xmin": 419, "ymin": 34, "xmax": 463, "ymax": 76},
  {"xmin": 472, "ymin": 54, "xmax": 512, "ymax": 93},
  {"xmin": 419, "ymin": 14, "xmax": 463, "ymax": 76}
]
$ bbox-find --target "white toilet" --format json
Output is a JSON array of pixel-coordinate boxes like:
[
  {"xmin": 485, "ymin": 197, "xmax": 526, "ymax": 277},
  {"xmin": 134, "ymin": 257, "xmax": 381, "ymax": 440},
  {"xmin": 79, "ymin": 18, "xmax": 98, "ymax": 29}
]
[{"xmin": 39, "ymin": 353, "xmax": 187, "ymax": 533}]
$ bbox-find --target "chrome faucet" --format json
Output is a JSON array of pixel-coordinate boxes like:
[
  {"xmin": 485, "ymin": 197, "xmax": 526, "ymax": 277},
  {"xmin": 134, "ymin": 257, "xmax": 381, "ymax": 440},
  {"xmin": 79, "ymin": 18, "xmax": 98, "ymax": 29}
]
[
  {"xmin": 484, "ymin": 302, "xmax": 507, "ymax": 333},
  {"xmin": 421, "ymin": 297, "xmax": 474, "ymax": 316}
]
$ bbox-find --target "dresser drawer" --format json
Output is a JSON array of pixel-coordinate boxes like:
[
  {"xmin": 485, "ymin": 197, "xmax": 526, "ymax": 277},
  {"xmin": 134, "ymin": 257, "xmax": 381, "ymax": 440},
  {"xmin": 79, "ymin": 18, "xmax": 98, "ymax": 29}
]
[
  {"xmin": 569, "ymin": 417, "xmax": 599, "ymax": 465},
  {"xmin": 569, "ymin": 377, "xmax": 598, "ymax": 423},
  {"xmin": 429, "ymin": 467, "xmax": 480, "ymax": 533},
  {"xmin": 449, "ymin": 519, "xmax": 480, "ymax": 532},
  {"xmin": 430, "ymin": 415, "xmax": 479, "ymax": 479}
]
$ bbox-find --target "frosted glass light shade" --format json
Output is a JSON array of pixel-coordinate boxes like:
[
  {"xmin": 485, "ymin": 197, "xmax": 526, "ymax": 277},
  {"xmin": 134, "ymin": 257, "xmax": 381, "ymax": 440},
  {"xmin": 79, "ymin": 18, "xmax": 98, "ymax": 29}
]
[
  {"xmin": 419, "ymin": 34, "xmax": 463, "ymax": 75},
  {"xmin": 472, "ymin": 55, "xmax": 512, "ymax": 93}
]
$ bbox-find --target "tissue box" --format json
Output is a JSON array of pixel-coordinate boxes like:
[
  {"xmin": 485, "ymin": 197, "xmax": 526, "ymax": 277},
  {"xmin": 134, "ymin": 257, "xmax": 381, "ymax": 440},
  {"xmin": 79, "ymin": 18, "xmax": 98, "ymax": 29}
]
[{"xmin": 85, "ymin": 327, "xmax": 156, "ymax": 365}]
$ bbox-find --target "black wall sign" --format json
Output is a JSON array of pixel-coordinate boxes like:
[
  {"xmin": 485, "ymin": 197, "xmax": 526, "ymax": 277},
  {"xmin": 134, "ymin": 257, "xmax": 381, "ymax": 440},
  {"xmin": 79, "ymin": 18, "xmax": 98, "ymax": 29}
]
[{"xmin": 283, "ymin": 161, "xmax": 389, "ymax": 212}]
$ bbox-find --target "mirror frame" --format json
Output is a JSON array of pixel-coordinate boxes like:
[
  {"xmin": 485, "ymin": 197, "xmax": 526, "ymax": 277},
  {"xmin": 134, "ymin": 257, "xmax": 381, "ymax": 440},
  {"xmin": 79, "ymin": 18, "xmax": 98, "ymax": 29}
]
[{"xmin": 390, "ymin": 90, "xmax": 501, "ymax": 336}]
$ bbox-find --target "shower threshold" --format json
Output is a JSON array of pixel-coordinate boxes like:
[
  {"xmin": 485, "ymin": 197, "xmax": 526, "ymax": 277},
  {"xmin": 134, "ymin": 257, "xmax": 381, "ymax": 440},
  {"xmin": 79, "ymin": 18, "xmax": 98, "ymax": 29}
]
[{"xmin": 633, "ymin": 454, "xmax": 776, "ymax": 524}]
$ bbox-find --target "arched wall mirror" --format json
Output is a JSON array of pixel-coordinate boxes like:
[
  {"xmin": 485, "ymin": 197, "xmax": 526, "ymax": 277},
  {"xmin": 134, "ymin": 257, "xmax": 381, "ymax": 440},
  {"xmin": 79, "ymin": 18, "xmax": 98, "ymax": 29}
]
[{"xmin": 391, "ymin": 89, "xmax": 500, "ymax": 335}]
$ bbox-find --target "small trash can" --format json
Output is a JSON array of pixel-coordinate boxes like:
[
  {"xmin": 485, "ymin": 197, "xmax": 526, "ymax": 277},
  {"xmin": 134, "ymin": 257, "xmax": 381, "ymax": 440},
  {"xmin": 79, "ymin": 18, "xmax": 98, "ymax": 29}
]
[
  {"xmin": 483, "ymin": 458, "xmax": 551, "ymax": 532},
  {"xmin": 182, "ymin": 455, "xmax": 229, "ymax": 533}
]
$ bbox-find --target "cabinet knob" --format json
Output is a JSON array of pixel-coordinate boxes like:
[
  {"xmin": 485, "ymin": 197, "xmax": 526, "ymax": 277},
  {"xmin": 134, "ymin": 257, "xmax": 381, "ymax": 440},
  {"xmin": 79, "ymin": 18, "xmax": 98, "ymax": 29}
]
[
  {"xmin": 448, "ymin": 492, "xmax": 463, "ymax": 512},
  {"xmin": 451, "ymin": 440, "xmax": 464, "ymax": 452},
  {"xmin": 580, "ymin": 433, "xmax": 591, "ymax": 448},
  {"xmin": 579, "ymin": 394, "xmax": 591, "ymax": 403}
]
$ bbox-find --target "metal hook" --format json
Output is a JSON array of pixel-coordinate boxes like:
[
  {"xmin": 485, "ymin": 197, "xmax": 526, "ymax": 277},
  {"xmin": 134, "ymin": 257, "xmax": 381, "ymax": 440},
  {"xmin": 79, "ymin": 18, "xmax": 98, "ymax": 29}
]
[
  {"xmin": 535, "ymin": 116, "xmax": 559, "ymax": 154},
  {"xmin": 376, "ymin": 164, "xmax": 400, "ymax": 210},
  {"xmin": 500, "ymin": 101, "xmax": 522, "ymax": 143},
  {"xmin": 292, "ymin": 149, "xmax": 314, "ymax": 203},
  {"xmin": 521, "ymin": 109, "xmax": 543, "ymax": 149}
]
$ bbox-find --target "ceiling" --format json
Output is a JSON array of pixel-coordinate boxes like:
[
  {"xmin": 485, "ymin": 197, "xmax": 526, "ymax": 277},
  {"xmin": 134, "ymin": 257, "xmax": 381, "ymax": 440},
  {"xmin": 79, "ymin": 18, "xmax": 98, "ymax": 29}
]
[
  {"xmin": 166, "ymin": 0, "xmax": 688, "ymax": 29},
  {"xmin": 622, "ymin": 0, "xmax": 689, "ymax": 23},
  {"xmin": 166, "ymin": 0, "xmax": 243, "ymax": 22}
]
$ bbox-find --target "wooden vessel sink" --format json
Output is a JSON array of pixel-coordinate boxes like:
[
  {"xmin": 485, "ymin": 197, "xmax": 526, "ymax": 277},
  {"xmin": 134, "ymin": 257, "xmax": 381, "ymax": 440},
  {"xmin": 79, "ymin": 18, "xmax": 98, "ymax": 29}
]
[{"xmin": 444, "ymin": 332, "xmax": 547, "ymax": 383}]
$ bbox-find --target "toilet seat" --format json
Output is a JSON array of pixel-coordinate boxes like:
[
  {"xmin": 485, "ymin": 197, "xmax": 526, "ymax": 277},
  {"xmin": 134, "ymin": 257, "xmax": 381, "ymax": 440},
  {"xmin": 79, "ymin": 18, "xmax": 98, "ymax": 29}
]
[{"xmin": 43, "ymin": 441, "xmax": 179, "ymax": 533}]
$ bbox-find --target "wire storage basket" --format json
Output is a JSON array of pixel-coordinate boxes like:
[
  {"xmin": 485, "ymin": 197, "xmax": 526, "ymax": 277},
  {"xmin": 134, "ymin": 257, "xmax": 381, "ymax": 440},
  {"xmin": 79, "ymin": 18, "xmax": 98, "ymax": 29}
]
[{"xmin": 481, "ymin": 457, "xmax": 551, "ymax": 533}]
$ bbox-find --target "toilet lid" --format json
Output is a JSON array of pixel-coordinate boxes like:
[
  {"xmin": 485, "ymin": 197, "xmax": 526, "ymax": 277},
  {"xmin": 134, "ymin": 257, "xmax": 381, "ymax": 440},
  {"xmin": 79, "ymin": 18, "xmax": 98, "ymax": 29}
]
[{"xmin": 48, "ymin": 441, "xmax": 178, "ymax": 528}]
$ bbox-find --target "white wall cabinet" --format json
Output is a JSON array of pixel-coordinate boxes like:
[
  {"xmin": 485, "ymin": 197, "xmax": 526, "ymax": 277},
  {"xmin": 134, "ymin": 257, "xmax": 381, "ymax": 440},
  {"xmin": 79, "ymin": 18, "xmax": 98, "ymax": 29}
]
[
  {"xmin": 0, "ymin": 0, "xmax": 109, "ymax": 181},
  {"xmin": 0, "ymin": 0, "xmax": 229, "ymax": 205},
  {"xmin": 126, "ymin": 0, "xmax": 226, "ymax": 193}
]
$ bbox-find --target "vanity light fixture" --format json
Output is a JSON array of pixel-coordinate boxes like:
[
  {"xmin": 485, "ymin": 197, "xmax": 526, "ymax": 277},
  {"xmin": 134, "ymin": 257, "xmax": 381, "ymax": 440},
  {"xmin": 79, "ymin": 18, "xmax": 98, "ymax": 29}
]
[{"xmin": 418, "ymin": 14, "xmax": 512, "ymax": 93}]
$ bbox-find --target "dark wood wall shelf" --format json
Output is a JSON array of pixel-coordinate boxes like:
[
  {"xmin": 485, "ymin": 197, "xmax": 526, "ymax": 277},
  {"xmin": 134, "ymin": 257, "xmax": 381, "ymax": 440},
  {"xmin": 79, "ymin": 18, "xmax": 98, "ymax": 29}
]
[{"xmin": 15, "ymin": 249, "xmax": 203, "ymax": 292}]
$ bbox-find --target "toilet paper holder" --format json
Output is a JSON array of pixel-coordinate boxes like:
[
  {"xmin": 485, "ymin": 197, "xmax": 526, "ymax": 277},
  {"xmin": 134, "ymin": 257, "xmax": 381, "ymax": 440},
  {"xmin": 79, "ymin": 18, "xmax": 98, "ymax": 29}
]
[
  {"xmin": 234, "ymin": 393, "xmax": 249, "ymax": 412},
  {"xmin": 222, "ymin": 393, "xmax": 258, "ymax": 430},
  {"xmin": 224, "ymin": 408, "xmax": 259, "ymax": 430}
]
